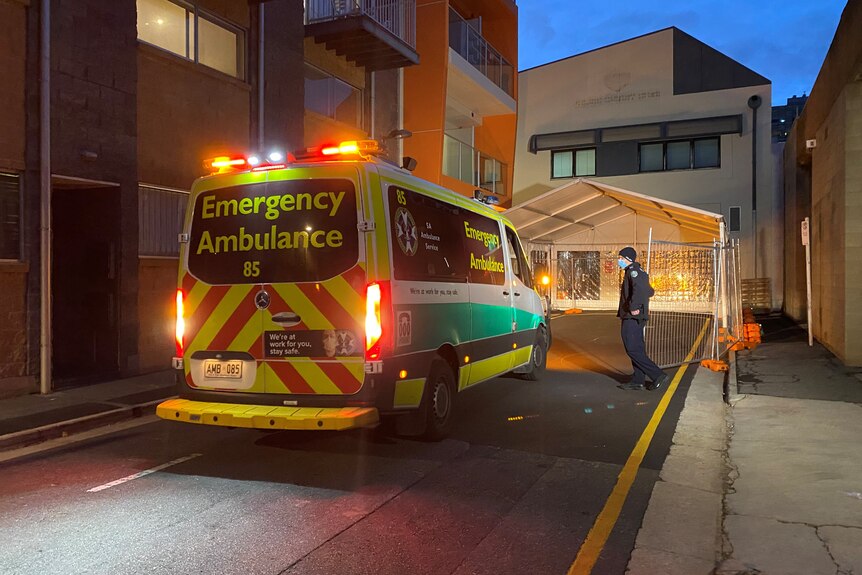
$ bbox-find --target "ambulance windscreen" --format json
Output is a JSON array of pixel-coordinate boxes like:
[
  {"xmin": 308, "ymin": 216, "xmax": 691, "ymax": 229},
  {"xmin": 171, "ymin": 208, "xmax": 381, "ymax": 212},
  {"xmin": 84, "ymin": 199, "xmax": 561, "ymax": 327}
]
[{"xmin": 187, "ymin": 179, "xmax": 358, "ymax": 284}]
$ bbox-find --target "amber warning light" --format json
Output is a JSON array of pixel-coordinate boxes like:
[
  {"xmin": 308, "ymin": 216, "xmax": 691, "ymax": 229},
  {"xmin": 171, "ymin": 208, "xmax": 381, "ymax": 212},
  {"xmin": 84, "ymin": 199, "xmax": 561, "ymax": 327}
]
[{"xmin": 204, "ymin": 140, "xmax": 384, "ymax": 175}]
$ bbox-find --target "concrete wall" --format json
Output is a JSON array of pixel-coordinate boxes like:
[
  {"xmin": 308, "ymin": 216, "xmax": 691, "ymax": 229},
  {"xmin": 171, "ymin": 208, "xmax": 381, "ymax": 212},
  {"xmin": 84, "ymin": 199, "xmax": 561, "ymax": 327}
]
[
  {"xmin": 810, "ymin": 90, "xmax": 846, "ymax": 360},
  {"xmin": 783, "ymin": 0, "xmax": 862, "ymax": 366},
  {"xmin": 137, "ymin": 259, "xmax": 177, "ymax": 373},
  {"xmin": 782, "ymin": 127, "xmax": 810, "ymax": 322},
  {"xmin": 844, "ymin": 82, "xmax": 862, "ymax": 364},
  {"xmin": 515, "ymin": 29, "xmax": 776, "ymax": 300}
]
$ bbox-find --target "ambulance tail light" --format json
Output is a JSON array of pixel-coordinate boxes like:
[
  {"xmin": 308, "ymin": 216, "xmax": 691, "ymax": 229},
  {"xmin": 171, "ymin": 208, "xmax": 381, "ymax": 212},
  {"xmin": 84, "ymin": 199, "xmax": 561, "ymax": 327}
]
[
  {"xmin": 365, "ymin": 282, "xmax": 383, "ymax": 360},
  {"xmin": 175, "ymin": 289, "xmax": 185, "ymax": 358}
]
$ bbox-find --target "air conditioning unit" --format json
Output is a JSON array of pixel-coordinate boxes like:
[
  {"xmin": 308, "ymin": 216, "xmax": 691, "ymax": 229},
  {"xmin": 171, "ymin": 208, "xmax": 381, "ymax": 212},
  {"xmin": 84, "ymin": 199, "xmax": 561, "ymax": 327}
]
[{"xmin": 806, "ymin": 139, "xmax": 817, "ymax": 150}]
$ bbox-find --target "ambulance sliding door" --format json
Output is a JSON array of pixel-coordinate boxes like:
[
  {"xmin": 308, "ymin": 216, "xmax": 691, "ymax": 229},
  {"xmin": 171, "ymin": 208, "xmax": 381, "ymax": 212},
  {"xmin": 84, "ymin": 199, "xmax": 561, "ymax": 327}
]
[
  {"xmin": 462, "ymin": 211, "xmax": 515, "ymax": 386},
  {"xmin": 504, "ymin": 225, "xmax": 540, "ymax": 367}
]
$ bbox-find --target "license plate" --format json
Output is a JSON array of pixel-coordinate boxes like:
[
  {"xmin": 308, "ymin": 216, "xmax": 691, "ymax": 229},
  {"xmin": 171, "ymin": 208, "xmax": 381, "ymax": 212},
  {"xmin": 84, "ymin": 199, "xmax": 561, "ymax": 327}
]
[{"xmin": 203, "ymin": 360, "xmax": 243, "ymax": 379}]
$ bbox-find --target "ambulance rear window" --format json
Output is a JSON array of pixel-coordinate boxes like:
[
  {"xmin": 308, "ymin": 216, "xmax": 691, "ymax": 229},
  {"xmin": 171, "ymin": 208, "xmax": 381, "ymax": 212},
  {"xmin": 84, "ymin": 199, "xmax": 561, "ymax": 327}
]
[{"xmin": 187, "ymin": 179, "xmax": 358, "ymax": 284}]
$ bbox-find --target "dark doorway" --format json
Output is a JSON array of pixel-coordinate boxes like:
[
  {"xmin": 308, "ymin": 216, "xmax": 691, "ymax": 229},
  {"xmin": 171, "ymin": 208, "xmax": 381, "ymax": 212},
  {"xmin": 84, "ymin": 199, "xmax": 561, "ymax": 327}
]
[{"xmin": 52, "ymin": 186, "xmax": 120, "ymax": 386}]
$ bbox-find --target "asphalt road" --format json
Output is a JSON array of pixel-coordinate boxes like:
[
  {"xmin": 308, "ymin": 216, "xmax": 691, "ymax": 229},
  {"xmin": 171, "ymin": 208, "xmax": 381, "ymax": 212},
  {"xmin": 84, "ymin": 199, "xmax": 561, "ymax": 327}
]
[{"xmin": 0, "ymin": 313, "xmax": 695, "ymax": 575}]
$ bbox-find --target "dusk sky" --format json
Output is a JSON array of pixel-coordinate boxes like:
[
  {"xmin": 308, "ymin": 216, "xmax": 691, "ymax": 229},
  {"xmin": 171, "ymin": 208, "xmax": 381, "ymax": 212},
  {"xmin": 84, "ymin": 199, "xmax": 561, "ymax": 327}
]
[{"xmin": 518, "ymin": 0, "xmax": 848, "ymax": 104}]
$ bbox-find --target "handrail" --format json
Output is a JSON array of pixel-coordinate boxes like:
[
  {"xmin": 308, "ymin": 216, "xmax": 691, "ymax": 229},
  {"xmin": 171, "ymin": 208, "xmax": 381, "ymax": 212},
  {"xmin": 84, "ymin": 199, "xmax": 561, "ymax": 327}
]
[
  {"xmin": 305, "ymin": 0, "xmax": 416, "ymax": 48},
  {"xmin": 448, "ymin": 8, "xmax": 513, "ymax": 96}
]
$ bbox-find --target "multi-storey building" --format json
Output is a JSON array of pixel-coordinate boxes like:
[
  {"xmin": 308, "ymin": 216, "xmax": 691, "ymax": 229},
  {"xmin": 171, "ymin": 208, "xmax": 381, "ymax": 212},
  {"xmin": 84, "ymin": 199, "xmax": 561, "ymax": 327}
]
[
  {"xmin": 4, "ymin": 0, "xmax": 514, "ymax": 395},
  {"xmin": 514, "ymin": 28, "xmax": 777, "ymax": 304},
  {"xmin": 772, "ymin": 94, "xmax": 808, "ymax": 142}
]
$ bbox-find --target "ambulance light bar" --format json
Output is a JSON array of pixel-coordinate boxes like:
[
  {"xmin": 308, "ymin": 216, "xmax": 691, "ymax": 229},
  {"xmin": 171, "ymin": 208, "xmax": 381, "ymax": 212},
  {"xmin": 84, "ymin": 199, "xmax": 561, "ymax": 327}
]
[{"xmin": 204, "ymin": 140, "xmax": 385, "ymax": 175}]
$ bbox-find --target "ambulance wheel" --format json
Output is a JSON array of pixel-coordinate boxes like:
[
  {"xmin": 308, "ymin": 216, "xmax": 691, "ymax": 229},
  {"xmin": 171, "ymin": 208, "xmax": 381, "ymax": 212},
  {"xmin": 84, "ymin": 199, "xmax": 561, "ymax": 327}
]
[
  {"xmin": 522, "ymin": 325, "xmax": 548, "ymax": 381},
  {"xmin": 420, "ymin": 359, "xmax": 456, "ymax": 441}
]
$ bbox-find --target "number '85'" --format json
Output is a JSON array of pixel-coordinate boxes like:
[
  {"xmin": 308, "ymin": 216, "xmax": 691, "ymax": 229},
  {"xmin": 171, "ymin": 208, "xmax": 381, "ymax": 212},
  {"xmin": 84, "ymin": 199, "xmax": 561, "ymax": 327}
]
[{"xmin": 243, "ymin": 261, "xmax": 260, "ymax": 277}]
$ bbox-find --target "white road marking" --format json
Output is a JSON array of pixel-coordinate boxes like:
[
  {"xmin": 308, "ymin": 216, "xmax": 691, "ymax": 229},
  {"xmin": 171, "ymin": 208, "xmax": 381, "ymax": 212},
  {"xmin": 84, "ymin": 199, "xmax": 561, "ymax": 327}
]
[{"xmin": 87, "ymin": 453, "xmax": 202, "ymax": 493}]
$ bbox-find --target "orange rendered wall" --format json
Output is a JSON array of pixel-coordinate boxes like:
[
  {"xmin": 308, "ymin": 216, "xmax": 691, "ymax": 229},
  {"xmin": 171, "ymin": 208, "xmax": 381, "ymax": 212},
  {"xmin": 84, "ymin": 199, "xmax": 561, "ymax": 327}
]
[
  {"xmin": 403, "ymin": 0, "xmax": 449, "ymax": 186},
  {"xmin": 406, "ymin": 0, "xmax": 517, "ymax": 202}
]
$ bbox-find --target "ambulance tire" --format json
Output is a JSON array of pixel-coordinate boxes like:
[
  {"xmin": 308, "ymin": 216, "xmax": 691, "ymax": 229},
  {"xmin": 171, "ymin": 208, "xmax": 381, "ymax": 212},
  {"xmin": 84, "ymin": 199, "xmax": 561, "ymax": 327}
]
[
  {"xmin": 420, "ymin": 358, "xmax": 456, "ymax": 441},
  {"xmin": 522, "ymin": 325, "xmax": 548, "ymax": 381}
]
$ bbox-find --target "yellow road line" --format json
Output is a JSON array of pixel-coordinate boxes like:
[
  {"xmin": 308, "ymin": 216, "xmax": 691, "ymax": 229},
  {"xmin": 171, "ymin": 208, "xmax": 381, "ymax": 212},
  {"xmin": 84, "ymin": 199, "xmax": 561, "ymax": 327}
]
[{"xmin": 567, "ymin": 319, "xmax": 711, "ymax": 575}]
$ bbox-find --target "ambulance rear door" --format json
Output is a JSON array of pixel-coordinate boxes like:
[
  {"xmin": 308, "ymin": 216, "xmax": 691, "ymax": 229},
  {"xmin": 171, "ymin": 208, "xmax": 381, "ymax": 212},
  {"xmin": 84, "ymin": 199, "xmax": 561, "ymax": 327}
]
[{"xmin": 256, "ymin": 166, "xmax": 367, "ymax": 396}]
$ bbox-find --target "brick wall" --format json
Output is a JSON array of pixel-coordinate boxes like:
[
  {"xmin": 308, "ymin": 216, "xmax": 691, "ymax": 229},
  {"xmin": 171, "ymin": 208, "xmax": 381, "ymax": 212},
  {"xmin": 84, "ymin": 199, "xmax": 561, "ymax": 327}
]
[
  {"xmin": 0, "ymin": 0, "xmax": 26, "ymax": 171},
  {"xmin": 137, "ymin": 258, "xmax": 178, "ymax": 372},
  {"xmin": 0, "ymin": 263, "xmax": 33, "ymax": 394}
]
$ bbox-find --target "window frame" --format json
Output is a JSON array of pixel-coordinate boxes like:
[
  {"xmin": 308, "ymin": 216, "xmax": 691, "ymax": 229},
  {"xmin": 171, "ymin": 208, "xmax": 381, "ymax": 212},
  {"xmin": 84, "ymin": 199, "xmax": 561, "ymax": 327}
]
[
  {"xmin": 303, "ymin": 62, "xmax": 364, "ymax": 130},
  {"xmin": 638, "ymin": 136, "xmax": 721, "ymax": 173},
  {"xmin": 0, "ymin": 172, "xmax": 22, "ymax": 262},
  {"xmin": 138, "ymin": 184, "xmax": 189, "ymax": 258},
  {"xmin": 136, "ymin": 0, "xmax": 247, "ymax": 81},
  {"xmin": 388, "ymin": 185, "xmax": 468, "ymax": 284},
  {"xmin": 550, "ymin": 147, "xmax": 597, "ymax": 179}
]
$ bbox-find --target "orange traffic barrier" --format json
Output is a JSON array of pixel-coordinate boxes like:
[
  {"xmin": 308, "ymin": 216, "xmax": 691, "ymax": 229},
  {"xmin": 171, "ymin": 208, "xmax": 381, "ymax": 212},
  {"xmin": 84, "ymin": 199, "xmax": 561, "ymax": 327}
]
[{"xmin": 564, "ymin": 308, "xmax": 583, "ymax": 315}]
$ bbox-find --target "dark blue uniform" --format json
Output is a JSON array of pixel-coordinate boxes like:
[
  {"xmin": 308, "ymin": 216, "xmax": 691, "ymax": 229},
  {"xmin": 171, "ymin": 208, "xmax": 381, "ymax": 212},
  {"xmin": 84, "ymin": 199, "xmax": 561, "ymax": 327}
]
[{"xmin": 617, "ymin": 262, "xmax": 665, "ymax": 387}]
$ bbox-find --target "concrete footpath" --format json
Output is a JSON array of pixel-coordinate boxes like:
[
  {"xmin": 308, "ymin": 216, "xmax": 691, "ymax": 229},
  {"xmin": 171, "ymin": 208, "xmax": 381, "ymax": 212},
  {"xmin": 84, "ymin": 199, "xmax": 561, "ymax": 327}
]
[
  {"xmin": 0, "ymin": 370, "xmax": 175, "ymax": 455},
  {"xmin": 628, "ymin": 314, "xmax": 862, "ymax": 575},
  {"xmin": 2, "ymin": 315, "xmax": 861, "ymax": 574}
]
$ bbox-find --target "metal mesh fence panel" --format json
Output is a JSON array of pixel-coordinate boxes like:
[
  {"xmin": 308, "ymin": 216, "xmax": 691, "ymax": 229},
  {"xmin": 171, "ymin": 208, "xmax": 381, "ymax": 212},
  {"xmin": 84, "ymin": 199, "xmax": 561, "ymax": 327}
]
[
  {"xmin": 714, "ymin": 239, "xmax": 744, "ymax": 359},
  {"xmin": 527, "ymin": 243, "xmax": 649, "ymax": 311},
  {"xmin": 526, "ymin": 238, "xmax": 742, "ymax": 369},
  {"xmin": 643, "ymin": 241, "xmax": 717, "ymax": 367}
]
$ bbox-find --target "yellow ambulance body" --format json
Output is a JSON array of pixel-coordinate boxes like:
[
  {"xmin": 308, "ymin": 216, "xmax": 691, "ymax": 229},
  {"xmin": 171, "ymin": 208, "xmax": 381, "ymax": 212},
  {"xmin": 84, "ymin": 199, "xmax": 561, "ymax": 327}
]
[{"xmin": 157, "ymin": 141, "xmax": 549, "ymax": 439}]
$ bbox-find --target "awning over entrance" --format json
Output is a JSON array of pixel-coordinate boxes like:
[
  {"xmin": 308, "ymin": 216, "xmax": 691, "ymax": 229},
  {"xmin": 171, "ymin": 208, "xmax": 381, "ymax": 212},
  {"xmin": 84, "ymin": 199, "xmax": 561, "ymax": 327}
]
[{"xmin": 505, "ymin": 178, "xmax": 724, "ymax": 243}]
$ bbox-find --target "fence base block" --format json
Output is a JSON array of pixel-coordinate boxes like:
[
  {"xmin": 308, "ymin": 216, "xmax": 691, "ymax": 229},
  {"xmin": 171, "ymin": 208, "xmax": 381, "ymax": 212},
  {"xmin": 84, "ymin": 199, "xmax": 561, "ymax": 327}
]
[{"xmin": 700, "ymin": 359, "xmax": 729, "ymax": 372}]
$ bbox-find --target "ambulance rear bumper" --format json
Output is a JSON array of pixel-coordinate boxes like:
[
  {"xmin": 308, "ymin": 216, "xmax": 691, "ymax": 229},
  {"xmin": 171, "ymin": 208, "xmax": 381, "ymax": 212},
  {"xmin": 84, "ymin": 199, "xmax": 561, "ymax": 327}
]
[{"xmin": 156, "ymin": 398, "xmax": 379, "ymax": 431}]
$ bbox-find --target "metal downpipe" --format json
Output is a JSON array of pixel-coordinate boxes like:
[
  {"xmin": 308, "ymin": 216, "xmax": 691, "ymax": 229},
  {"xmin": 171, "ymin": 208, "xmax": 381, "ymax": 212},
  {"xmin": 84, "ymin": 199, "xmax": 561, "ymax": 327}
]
[{"xmin": 40, "ymin": 0, "xmax": 52, "ymax": 394}]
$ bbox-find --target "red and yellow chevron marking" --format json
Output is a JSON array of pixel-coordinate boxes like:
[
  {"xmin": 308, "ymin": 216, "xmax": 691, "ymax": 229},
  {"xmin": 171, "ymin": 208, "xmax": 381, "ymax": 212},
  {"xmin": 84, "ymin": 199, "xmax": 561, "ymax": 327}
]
[
  {"xmin": 263, "ymin": 264, "xmax": 366, "ymax": 395},
  {"xmin": 264, "ymin": 360, "xmax": 364, "ymax": 395},
  {"xmin": 179, "ymin": 264, "xmax": 367, "ymax": 395}
]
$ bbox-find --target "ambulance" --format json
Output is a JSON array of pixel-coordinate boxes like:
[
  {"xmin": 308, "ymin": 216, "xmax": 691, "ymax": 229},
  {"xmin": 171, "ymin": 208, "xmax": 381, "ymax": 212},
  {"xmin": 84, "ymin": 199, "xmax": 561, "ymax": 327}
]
[{"xmin": 157, "ymin": 140, "xmax": 550, "ymax": 440}]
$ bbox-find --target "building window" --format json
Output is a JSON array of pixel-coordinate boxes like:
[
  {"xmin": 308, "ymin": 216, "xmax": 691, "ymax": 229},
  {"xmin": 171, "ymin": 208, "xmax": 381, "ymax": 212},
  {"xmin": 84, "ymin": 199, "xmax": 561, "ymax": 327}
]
[
  {"xmin": 694, "ymin": 138, "xmax": 720, "ymax": 168},
  {"xmin": 729, "ymin": 206, "xmax": 741, "ymax": 232},
  {"xmin": 666, "ymin": 141, "xmax": 691, "ymax": 170},
  {"xmin": 639, "ymin": 143, "xmax": 664, "ymax": 172},
  {"xmin": 0, "ymin": 173, "xmax": 20, "ymax": 260},
  {"xmin": 551, "ymin": 148, "xmax": 596, "ymax": 178},
  {"xmin": 136, "ymin": 0, "xmax": 245, "ymax": 80},
  {"xmin": 639, "ymin": 137, "xmax": 720, "ymax": 172},
  {"xmin": 304, "ymin": 64, "xmax": 362, "ymax": 128},
  {"xmin": 139, "ymin": 185, "xmax": 188, "ymax": 257}
]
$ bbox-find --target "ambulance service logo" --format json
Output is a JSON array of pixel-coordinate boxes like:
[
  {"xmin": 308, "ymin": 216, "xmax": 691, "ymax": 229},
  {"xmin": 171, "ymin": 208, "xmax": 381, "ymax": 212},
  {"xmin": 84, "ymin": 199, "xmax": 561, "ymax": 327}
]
[{"xmin": 394, "ymin": 207, "xmax": 418, "ymax": 256}]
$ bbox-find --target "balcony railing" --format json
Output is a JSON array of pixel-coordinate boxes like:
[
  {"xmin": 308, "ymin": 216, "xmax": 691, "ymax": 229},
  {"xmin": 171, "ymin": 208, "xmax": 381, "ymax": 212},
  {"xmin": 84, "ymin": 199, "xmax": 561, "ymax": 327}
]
[
  {"xmin": 306, "ymin": 0, "xmax": 416, "ymax": 49},
  {"xmin": 443, "ymin": 134, "xmax": 507, "ymax": 196},
  {"xmin": 448, "ymin": 8, "xmax": 514, "ymax": 97}
]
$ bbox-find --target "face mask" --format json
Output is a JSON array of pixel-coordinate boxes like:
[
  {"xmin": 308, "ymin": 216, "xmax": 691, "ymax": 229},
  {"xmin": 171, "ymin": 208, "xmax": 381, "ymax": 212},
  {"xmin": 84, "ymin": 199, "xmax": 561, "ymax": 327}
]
[{"xmin": 618, "ymin": 258, "xmax": 628, "ymax": 269}]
